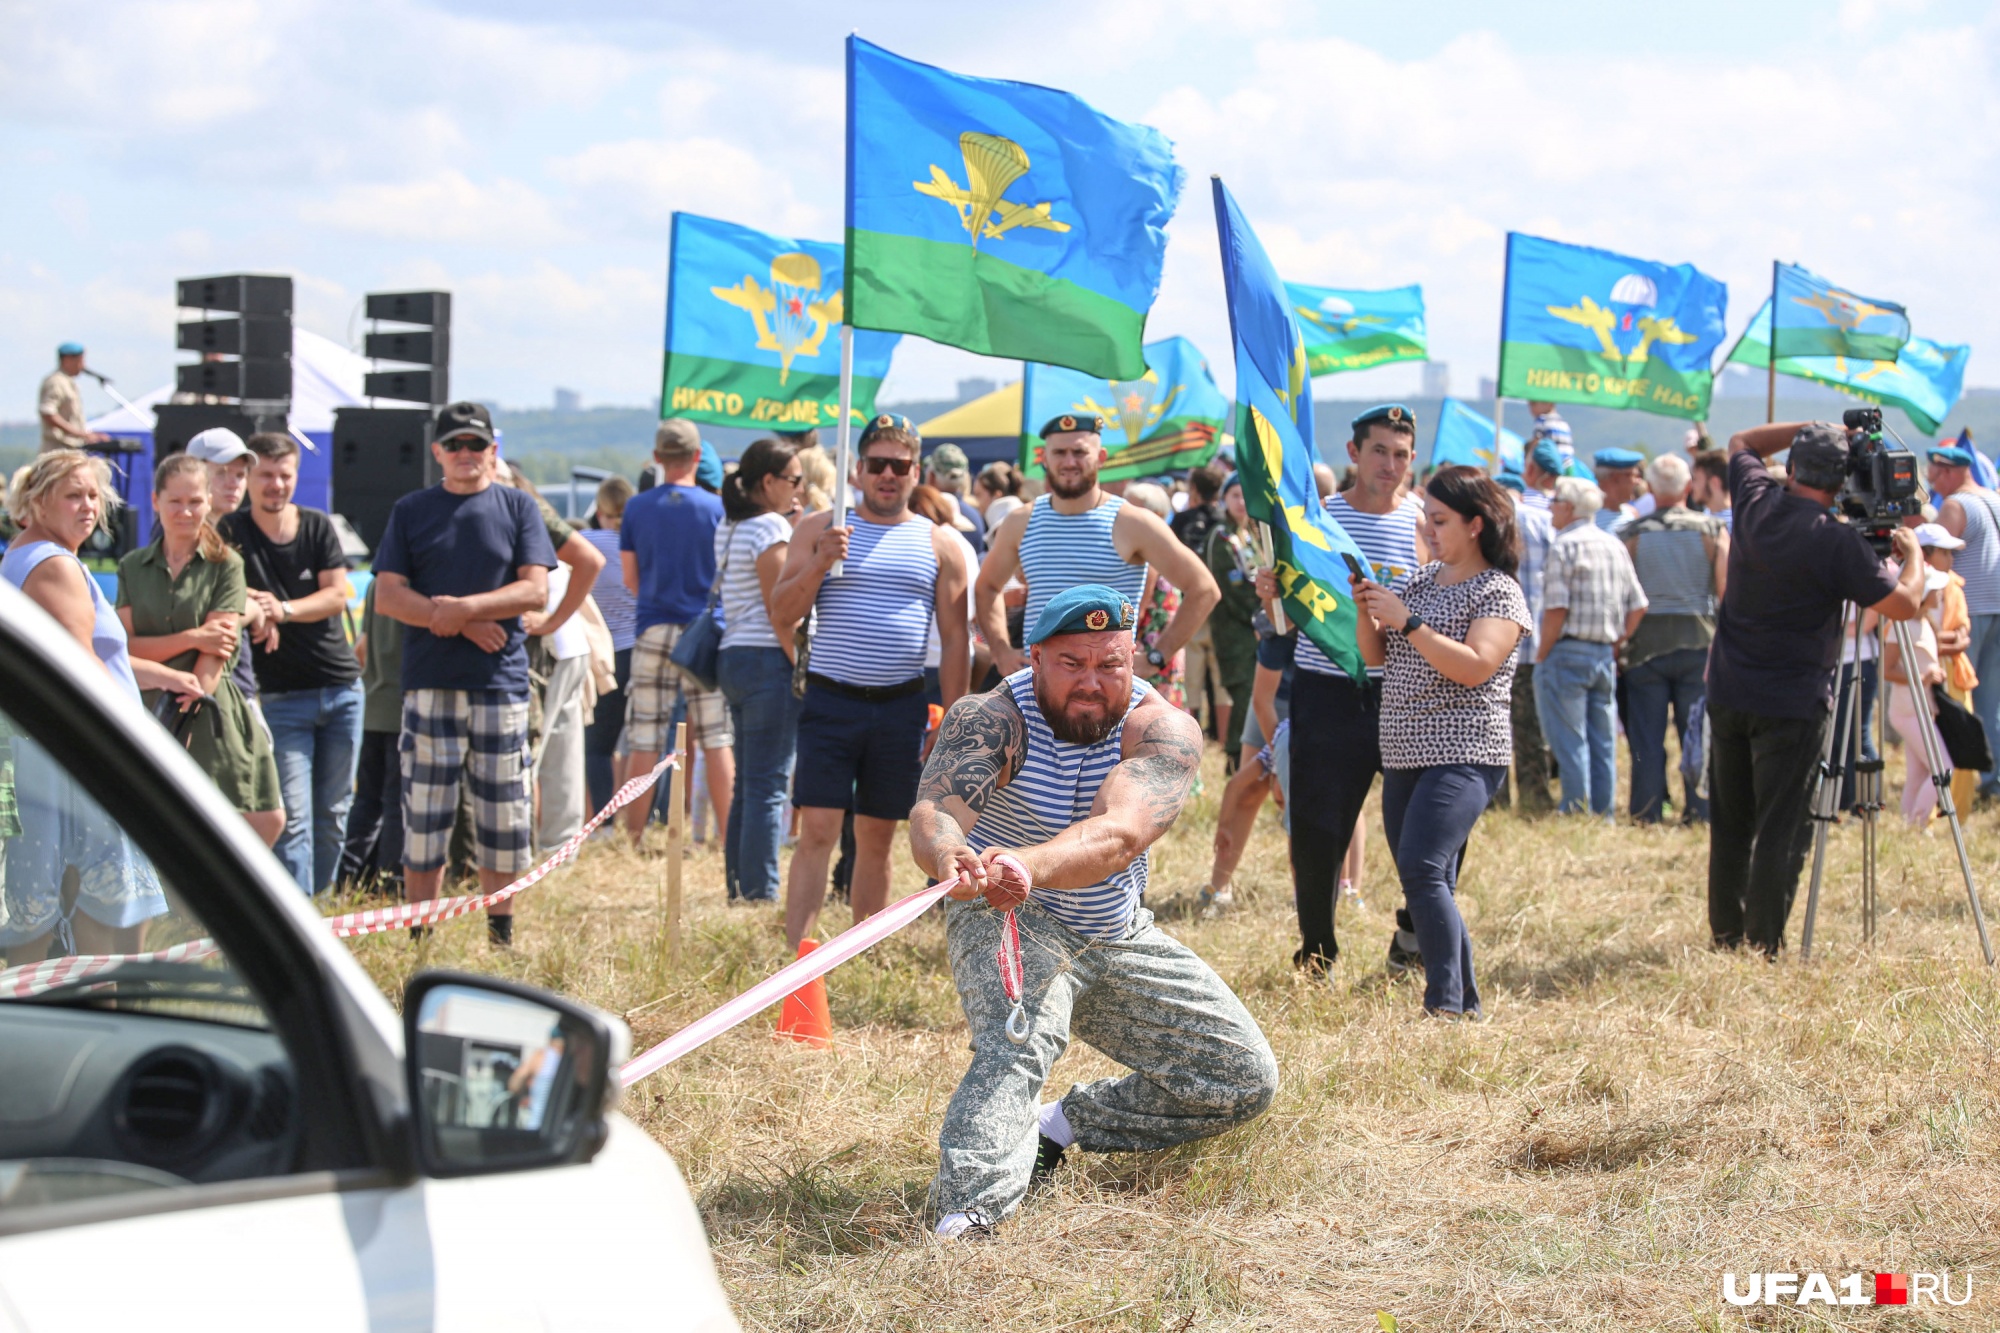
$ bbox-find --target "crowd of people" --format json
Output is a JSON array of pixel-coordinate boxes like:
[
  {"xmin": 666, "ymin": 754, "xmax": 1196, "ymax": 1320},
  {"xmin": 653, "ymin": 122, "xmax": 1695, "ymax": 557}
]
[{"xmin": 4, "ymin": 366, "xmax": 1987, "ymax": 996}]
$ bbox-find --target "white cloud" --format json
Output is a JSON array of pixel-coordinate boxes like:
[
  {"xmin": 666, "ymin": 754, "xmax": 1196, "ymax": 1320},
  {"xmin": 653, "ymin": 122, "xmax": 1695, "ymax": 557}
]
[
  {"xmin": 548, "ymin": 137, "xmax": 823, "ymax": 238},
  {"xmin": 315, "ymin": 171, "xmax": 571, "ymax": 246}
]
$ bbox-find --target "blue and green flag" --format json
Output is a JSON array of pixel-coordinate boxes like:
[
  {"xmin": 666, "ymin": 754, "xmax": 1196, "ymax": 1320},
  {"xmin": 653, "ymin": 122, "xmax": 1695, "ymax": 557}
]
[
  {"xmin": 1770, "ymin": 263, "xmax": 1910, "ymax": 361},
  {"xmin": 1431, "ymin": 398, "xmax": 1524, "ymax": 473},
  {"xmin": 1285, "ymin": 282, "xmax": 1427, "ymax": 376},
  {"xmin": 1213, "ymin": 178, "xmax": 1369, "ymax": 683},
  {"xmin": 661, "ymin": 213, "xmax": 901, "ymax": 431},
  {"xmin": 1497, "ymin": 233, "xmax": 1728, "ymax": 420},
  {"xmin": 1730, "ymin": 297, "xmax": 1967, "ymax": 436},
  {"xmin": 1019, "ymin": 336, "xmax": 1228, "ymax": 482},
  {"xmin": 845, "ymin": 36, "xmax": 1182, "ymax": 381}
]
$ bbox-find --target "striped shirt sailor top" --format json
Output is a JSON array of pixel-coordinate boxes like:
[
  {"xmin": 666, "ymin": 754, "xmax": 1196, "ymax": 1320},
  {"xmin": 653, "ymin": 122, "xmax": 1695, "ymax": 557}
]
[
  {"xmin": 966, "ymin": 668, "xmax": 1155, "ymax": 941},
  {"xmin": 1298, "ymin": 492, "xmax": 1426, "ymax": 679},
  {"xmin": 808, "ymin": 510, "xmax": 938, "ymax": 687},
  {"xmin": 1019, "ymin": 494, "xmax": 1148, "ymax": 630}
]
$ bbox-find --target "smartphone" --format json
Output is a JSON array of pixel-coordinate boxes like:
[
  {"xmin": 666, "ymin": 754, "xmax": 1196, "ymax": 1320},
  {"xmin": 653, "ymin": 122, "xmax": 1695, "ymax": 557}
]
[{"xmin": 1342, "ymin": 552, "xmax": 1369, "ymax": 583}]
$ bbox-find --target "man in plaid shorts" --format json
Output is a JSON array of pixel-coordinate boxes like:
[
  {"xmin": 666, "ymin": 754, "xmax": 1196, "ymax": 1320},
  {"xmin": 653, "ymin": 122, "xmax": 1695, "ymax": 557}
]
[
  {"xmin": 620, "ymin": 419, "xmax": 734, "ymax": 847},
  {"xmin": 374, "ymin": 401, "xmax": 557, "ymax": 945}
]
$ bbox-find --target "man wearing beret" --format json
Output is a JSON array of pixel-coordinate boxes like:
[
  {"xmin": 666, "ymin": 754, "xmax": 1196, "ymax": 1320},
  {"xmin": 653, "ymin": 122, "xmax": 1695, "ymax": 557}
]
[
  {"xmin": 1931, "ymin": 440, "xmax": 2000, "ymax": 801},
  {"xmin": 910, "ymin": 583, "xmax": 1277, "ymax": 1241},
  {"xmin": 976, "ymin": 414, "xmax": 1217, "ymax": 683},
  {"xmin": 1593, "ymin": 448, "xmax": 1646, "ymax": 532},
  {"xmin": 39, "ymin": 343, "xmax": 111, "ymax": 453}
]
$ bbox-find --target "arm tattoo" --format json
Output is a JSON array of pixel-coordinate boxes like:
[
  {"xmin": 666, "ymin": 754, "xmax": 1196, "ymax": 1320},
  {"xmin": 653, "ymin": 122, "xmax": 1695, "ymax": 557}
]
[
  {"xmin": 1117, "ymin": 705, "xmax": 1203, "ymax": 834},
  {"xmin": 916, "ymin": 690, "xmax": 1026, "ymax": 818}
]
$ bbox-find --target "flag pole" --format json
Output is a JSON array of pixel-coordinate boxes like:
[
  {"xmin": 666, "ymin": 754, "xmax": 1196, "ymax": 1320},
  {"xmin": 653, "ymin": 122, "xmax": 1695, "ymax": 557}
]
[
  {"xmin": 831, "ymin": 324, "xmax": 853, "ymax": 577},
  {"xmin": 1766, "ymin": 261, "xmax": 1778, "ymax": 425},
  {"xmin": 1492, "ymin": 232, "xmax": 1515, "ymax": 476},
  {"xmin": 1256, "ymin": 521, "xmax": 1288, "ymax": 633}
]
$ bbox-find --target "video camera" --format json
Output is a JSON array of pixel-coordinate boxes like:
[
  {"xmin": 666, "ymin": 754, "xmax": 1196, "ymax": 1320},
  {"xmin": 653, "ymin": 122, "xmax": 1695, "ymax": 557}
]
[{"xmin": 1836, "ymin": 407, "xmax": 1922, "ymax": 554}]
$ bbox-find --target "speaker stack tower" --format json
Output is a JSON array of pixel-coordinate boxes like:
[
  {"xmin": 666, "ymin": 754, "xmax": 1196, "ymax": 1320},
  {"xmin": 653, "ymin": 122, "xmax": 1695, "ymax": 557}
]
[
  {"xmin": 154, "ymin": 274, "xmax": 295, "ymax": 455},
  {"xmin": 332, "ymin": 291, "xmax": 452, "ymax": 551}
]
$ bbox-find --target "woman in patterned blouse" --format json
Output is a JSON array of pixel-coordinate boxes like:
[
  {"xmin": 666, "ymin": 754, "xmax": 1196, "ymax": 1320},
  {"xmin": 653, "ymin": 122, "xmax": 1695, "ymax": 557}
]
[{"xmin": 1348, "ymin": 465, "xmax": 1533, "ymax": 1019}]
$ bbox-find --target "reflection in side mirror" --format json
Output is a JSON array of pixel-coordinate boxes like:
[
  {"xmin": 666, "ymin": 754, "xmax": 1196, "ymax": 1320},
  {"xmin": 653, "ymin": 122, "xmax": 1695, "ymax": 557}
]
[{"xmin": 403, "ymin": 971, "xmax": 628, "ymax": 1178}]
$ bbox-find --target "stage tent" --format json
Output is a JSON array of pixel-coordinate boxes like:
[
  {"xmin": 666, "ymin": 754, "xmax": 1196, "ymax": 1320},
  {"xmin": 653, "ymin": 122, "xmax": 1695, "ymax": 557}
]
[{"xmin": 919, "ymin": 380, "xmax": 1022, "ymax": 470}]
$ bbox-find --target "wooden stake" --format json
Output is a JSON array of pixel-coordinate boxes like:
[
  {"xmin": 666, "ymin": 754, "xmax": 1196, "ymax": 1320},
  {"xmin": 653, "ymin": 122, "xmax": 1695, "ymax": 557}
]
[{"xmin": 663, "ymin": 720, "xmax": 687, "ymax": 963}]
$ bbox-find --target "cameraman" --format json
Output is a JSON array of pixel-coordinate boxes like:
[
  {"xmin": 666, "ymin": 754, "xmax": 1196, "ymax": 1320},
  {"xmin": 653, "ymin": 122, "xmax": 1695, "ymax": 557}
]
[{"xmin": 1707, "ymin": 422, "xmax": 1925, "ymax": 955}]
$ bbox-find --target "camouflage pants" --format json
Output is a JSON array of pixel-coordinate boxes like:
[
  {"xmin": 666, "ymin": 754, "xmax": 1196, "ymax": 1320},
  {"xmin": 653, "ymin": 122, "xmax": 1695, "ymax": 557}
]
[
  {"xmin": 1505, "ymin": 662, "xmax": 1556, "ymax": 813},
  {"xmin": 936, "ymin": 899, "xmax": 1279, "ymax": 1221}
]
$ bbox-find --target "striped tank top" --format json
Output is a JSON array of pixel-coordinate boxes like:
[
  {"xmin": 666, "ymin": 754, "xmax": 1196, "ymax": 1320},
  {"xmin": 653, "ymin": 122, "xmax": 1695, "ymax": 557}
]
[
  {"xmin": 809, "ymin": 510, "xmax": 938, "ymax": 686},
  {"xmin": 966, "ymin": 668, "xmax": 1155, "ymax": 941},
  {"xmin": 1951, "ymin": 488, "xmax": 2000, "ymax": 616},
  {"xmin": 1019, "ymin": 494, "xmax": 1148, "ymax": 630},
  {"xmin": 1298, "ymin": 492, "xmax": 1426, "ymax": 679}
]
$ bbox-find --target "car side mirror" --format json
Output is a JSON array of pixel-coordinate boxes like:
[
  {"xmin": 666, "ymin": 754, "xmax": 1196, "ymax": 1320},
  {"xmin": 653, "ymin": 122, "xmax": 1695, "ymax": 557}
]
[{"xmin": 402, "ymin": 970, "xmax": 630, "ymax": 1178}]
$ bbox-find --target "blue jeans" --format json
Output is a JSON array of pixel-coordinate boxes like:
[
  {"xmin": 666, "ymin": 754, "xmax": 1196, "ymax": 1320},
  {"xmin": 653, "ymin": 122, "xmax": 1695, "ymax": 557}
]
[
  {"xmin": 262, "ymin": 682, "xmax": 365, "ymax": 894},
  {"xmin": 1534, "ymin": 638, "xmax": 1618, "ymax": 816},
  {"xmin": 717, "ymin": 647, "xmax": 801, "ymax": 902},
  {"xmin": 1381, "ymin": 764, "xmax": 1506, "ymax": 1015},
  {"xmin": 1624, "ymin": 647, "xmax": 1710, "ymax": 823},
  {"xmin": 1831, "ymin": 660, "xmax": 1879, "ymax": 812},
  {"xmin": 1969, "ymin": 613, "xmax": 2000, "ymax": 794}
]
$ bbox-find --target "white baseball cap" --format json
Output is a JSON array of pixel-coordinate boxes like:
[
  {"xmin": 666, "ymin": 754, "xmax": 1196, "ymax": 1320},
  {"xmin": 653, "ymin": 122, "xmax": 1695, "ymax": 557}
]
[
  {"xmin": 185, "ymin": 427, "xmax": 250, "ymax": 465},
  {"xmin": 1914, "ymin": 521, "xmax": 1965, "ymax": 551}
]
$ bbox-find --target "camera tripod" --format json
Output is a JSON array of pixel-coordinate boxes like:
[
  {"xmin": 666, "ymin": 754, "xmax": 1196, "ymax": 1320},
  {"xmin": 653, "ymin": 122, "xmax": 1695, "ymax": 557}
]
[{"xmin": 1800, "ymin": 602, "xmax": 1995, "ymax": 964}]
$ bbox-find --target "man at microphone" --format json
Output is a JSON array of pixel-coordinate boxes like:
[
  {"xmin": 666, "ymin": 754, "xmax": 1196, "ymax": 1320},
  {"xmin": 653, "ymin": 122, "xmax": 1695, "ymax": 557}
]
[{"xmin": 38, "ymin": 342, "xmax": 111, "ymax": 453}]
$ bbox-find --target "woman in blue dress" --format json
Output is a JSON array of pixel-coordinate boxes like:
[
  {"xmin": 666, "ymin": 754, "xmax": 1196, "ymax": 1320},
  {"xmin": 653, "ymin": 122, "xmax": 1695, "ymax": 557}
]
[{"xmin": 2, "ymin": 450, "xmax": 201, "ymax": 964}]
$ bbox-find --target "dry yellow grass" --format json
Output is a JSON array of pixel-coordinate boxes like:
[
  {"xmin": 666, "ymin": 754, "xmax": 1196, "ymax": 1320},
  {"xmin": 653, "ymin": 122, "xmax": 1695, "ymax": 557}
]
[{"xmin": 336, "ymin": 747, "xmax": 2000, "ymax": 1330}]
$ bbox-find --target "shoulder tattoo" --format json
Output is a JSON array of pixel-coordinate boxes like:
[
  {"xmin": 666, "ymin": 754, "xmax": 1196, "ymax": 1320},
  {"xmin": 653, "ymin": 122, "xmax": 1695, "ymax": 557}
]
[{"xmin": 916, "ymin": 689, "xmax": 1026, "ymax": 817}]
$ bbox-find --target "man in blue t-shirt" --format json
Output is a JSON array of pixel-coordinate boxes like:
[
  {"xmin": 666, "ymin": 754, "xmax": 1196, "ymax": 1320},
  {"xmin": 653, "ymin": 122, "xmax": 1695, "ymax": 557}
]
[
  {"xmin": 620, "ymin": 418, "xmax": 733, "ymax": 847},
  {"xmin": 374, "ymin": 402, "xmax": 557, "ymax": 945}
]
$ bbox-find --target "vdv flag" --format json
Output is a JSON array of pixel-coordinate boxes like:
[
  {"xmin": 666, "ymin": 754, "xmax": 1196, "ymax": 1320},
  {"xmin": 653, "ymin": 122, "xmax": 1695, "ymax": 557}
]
[
  {"xmin": 1730, "ymin": 297, "xmax": 1966, "ymax": 436},
  {"xmin": 1432, "ymin": 398, "xmax": 1524, "ymax": 473},
  {"xmin": 1284, "ymin": 282, "xmax": 1427, "ymax": 376},
  {"xmin": 1213, "ymin": 178, "xmax": 1369, "ymax": 683},
  {"xmin": 845, "ymin": 36, "xmax": 1182, "ymax": 381},
  {"xmin": 1497, "ymin": 233, "xmax": 1728, "ymax": 420},
  {"xmin": 662, "ymin": 213, "xmax": 901, "ymax": 431},
  {"xmin": 1770, "ymin": 263, "xmax": 1911, "ymax": 361},
  {"xmin": 1019, "ymin": 336, "xmax": 1228, "ymax": 482}
]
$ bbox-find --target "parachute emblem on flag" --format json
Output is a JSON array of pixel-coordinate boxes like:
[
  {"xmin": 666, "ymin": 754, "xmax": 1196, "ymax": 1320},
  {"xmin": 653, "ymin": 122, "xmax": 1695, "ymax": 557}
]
[
  {"xmin": 1294, "ymin": 293, "xmax": 1385, "ymax": 341},
  {"xmin": 710, "ymin": 252, "xmax": 842, "ymax": 386},
  {"xmin": 1073, "ymin": 369, "xmax": 1182, "ymax": 444},
  {"xmin": 1547, "ymin": 270, "xmax": 1697, "ymax": 371},
  {"xmin": 914, "ymin": 131, "xmax": 1073, "ymax": 252},
  {"xmin": 1792, "ymin": 286, "xmax": 1903, "ymax": 337}
]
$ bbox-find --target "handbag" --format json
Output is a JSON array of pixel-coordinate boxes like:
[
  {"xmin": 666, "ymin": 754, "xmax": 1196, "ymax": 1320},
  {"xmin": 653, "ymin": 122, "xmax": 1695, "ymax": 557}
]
[
  {"xmin": 668, "ymin": 526, "xmax": 729, "ymax": 692},
  {"xmin": 1930, "ymin": 682, "xmax": 1992, "ymax": 774}
]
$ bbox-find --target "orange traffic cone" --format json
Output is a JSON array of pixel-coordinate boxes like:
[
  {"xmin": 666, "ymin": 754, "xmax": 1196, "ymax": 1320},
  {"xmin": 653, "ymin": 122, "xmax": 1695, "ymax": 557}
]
[{"xmin": 776, "ymin": 938, "xmax": 833, "ymax": 1048}]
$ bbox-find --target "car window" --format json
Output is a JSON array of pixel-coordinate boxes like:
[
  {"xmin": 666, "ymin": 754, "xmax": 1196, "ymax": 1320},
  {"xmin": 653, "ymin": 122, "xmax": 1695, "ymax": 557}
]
[{"xmin": 0, "ymin": 700, "xmax": 266, "ymax": 1030}]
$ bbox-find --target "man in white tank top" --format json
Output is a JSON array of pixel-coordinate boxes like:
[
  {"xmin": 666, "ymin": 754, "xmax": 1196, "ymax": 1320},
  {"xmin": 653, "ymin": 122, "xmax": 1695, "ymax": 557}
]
[
  {"xmin": 976, "ymin": 414, "xmax": 1218, "ymax": 678},
  {"xmin": 909, "ymin": 585, "xmax": 1278, "ymax": 1241},
  {"xmin": 770, "ymin": 416, "xmax": 971, "ymax": 948}
]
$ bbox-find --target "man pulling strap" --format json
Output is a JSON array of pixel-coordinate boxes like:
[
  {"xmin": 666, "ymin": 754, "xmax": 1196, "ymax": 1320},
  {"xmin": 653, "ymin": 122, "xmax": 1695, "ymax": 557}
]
[{"xmin": 909, "ymin": 584, "xmax": 1279, "ymax": 1241}]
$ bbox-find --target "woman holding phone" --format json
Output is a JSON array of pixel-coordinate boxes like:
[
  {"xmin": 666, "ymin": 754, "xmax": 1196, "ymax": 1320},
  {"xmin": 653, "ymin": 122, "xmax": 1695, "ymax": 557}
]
[{"xmin": 1348, "ymin": 465, "xmax": 1531, "ymax": 1019}]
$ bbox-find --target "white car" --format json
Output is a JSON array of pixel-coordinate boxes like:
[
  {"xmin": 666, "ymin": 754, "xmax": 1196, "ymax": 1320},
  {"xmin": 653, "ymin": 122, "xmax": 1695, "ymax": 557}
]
[{"xmin": 0, "ymin": 578, "xmax": 738, "ymax": 1332}]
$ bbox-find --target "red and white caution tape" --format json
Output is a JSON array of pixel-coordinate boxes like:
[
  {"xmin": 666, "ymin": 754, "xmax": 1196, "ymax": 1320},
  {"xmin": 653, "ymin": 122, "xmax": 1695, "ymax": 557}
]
[
  {"xmin": 0, "ymin": 758, "xmax": 675, "ymax": 998},
  {"xmin": 619, "ymin": 852, "xmax": 1035, "ymax": 1084}
]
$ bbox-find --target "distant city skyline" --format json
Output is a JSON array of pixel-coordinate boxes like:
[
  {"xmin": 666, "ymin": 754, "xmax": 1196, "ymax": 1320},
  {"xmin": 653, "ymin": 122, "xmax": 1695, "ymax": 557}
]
[{"xmin": 7, "ymin": 0, "xmax": 1997, "ymax": 421}]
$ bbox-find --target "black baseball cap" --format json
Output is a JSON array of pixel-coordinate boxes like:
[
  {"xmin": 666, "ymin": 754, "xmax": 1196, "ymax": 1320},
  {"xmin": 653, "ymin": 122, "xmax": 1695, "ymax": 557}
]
[
  {"xmin": 434, "ymin": 401, "xmax": 495, "ymax": 446},
  {"xmin": 1789, "ymin": 422, "xmax": 1849, "ymax": 490}
]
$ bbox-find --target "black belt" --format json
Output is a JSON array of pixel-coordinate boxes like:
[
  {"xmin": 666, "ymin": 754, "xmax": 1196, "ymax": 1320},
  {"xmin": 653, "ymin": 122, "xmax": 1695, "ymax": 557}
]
[{"xmin": 806, "ymin": 672, "xmax": 925, "ymax": 702}]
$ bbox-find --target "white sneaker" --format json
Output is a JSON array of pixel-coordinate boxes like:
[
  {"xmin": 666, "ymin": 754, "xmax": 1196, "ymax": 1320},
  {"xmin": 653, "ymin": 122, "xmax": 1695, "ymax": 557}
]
[{"xmin": 1197, "ymin": 886, "xmax": 1233, "ymax": 920}]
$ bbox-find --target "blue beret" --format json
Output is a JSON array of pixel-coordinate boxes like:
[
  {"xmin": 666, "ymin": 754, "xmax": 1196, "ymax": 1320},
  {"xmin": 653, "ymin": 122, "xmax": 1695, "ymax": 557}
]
[
  {"xmin": 1026, "ymin": 583, "xmax": 1138, "ymax": 644},
  {"xmin": 1530, "ymin": 440, "xmax": 1565, "ymax": 475},
  {"xmin": 696, "ymin": 440, "xmax": 723, "ymax": 490},
  {"xmin": 859, "ymin": 413, "xmax": 920, "ymax": 445},
  {"xmin": 1496, "ymin": 470, "xmax": 1526, "ymax": 493},
  {"xmin": 1930, "ymin": 445, "xmax": 1974, "ymax": 466},
  {"xmin": 1351, "ymin": 403, "xmax": 1416, "ymax": 434},
  {"xmin": 1220, "ymin": 470, "xmax": 1241, "ymax": 493},
  {"xmin": 56, "ymin": 342, "xmax": 84, "ymax": 357},
  {"xmin": 1594, "ymin": 447, "xmax": 1645, "ymax": 470},
  {"xmin": 1039, "ymin": 413, "xmax": 1104, "ymax": 438}
]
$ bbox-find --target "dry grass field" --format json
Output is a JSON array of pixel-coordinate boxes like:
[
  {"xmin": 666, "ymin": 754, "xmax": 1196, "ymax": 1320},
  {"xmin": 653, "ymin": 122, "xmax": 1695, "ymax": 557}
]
[{"xmin": 337, "ymin": 746, "xmax": 2000, "ymax": 1331}]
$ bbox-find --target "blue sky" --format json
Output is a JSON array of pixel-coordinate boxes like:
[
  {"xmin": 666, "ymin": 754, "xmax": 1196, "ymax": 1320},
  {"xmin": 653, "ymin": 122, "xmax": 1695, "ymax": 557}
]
[{"xmin": 5, "ymin": 0, "xmax": 1996, "ymax": 418}]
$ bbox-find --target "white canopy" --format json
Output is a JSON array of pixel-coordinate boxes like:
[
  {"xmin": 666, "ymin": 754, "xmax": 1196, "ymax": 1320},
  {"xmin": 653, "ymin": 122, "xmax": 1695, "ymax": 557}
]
[{"xmin": 88, "ymin": 327, "xmax": 370, "ymax": 435}]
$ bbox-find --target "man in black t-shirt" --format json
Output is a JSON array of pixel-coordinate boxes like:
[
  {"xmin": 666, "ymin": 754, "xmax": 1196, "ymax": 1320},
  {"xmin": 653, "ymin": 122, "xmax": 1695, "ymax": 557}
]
[
  {"xmin": 1705, "ymin": 421, "xmax": 1924, "ymax": 955},
  {"xmin": 220, "ymin": 432, "xmax": 362, "ymax": 895}
]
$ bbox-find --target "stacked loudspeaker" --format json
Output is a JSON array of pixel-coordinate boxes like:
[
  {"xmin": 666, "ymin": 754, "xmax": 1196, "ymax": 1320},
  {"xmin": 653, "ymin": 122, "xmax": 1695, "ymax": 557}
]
[
  {"xmin": 154, "ymin": 274, "xmax": 294, "ymax": 456},
  {"xmin": 332, "ymin": 291, "xmax": 452, "ymax": 551}
]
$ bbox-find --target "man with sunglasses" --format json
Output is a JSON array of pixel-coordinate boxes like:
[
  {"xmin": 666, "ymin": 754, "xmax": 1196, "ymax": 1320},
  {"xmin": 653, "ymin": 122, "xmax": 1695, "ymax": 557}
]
[
  {"xmin": 771, "ymin": 415, "xmax": 972, "ymax": 948},
  {"xmin": 373, "ymin": 401, "xmax": 557, "ymax": 945}
]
